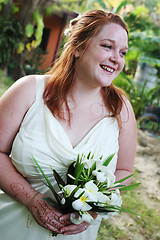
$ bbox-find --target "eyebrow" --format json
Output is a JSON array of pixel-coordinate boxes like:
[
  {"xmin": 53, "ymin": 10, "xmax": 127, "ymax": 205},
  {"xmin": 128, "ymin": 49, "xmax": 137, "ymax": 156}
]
[{"xmin": 100, "ymin": 38, "xmax": 128, "ymax": 50}]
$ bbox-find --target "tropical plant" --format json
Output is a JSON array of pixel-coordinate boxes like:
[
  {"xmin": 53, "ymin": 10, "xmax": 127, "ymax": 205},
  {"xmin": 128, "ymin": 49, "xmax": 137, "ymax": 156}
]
[
  {"xmin": 0, "ymin": 0, "xmax": 53, "ymax": 79},
  {"xmin": 0, "ymin": 11, "xmax": 23, "ymax": 71}
]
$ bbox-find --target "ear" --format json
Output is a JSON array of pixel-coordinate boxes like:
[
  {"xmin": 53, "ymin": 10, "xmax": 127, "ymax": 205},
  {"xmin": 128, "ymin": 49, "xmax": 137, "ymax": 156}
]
[{"xmin": 74, "ymin": 48, "xmax": 80, "ymax": 58}]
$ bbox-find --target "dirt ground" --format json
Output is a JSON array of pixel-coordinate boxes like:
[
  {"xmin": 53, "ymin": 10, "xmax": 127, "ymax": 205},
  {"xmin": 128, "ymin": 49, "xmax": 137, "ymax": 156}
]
[
  {"xmin": 135, "ymin": 130, "xmax": 160, "ymax": 204},
  {"xmin": 108, "ymin": 129, "xmax": 160, "ymax": 239}
]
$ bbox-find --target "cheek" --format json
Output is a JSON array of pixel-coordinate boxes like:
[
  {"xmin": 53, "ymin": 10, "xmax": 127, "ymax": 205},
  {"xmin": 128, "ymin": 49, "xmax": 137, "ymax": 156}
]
[{"xmin": 119, "ymin": 59, "xmax": 125, "ymax": 71}]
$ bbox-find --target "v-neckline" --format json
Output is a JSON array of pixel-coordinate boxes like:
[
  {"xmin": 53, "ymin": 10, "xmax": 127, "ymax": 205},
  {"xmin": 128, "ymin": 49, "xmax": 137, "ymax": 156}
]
[
  {"xmin": 41, "ymin": 78, "xmax": 112, "ymax": 149},
  {"xmin": 53, "ymin": 115, "xmax": 108, "ymax": 149},
  {"xmin": 45, "ymin": 106, "xmax": 109, "ymax": 150}
]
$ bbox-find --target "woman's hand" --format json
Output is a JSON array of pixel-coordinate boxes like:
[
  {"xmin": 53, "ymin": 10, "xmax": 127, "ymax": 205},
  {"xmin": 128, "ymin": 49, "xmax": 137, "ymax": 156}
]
[
  {"xmin": 28, "ymin": 193, "xmax": 65, "ymax": 234},
  {"xmin": 58, "ymin": 211, "xmax": 98, "ymax": 235}
]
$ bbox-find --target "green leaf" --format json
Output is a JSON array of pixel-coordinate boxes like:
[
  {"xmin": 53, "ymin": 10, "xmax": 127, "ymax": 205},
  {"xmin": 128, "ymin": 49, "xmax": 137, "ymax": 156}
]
[
  {"xmin": 103, "ymin": 153, "xmax": 115, "ymax": 167},
  {"xmin": 0, "ymin": 0, "xmax": 9, "ymax": 4},
  {"xmin": 74, "ymin": 155, "xmax": 85, "ymax": 185},
  {"xmin": 59, "ymin": 184, "xmax": 67, "ymax": 199},
  {"xmin": 140, "ymin": 55, "xmax": 160, "ymax": 67},
  {"xmin": 87, "ymin": 151, "xmax": 91, "ymax": 159},
  {"xmin": 64, "ymin": 185, "xmax": 81, "ymax": 209},
  {"xmin": 119, "ymin": 183, "xmax": 141, "ymax": 191},
  {"xmin": 115, "ymin": 174, "xmax": 134, "ymax": 184},
  {"xmin": 51, "ymin": 167, "xmax": 65, "ymax": 187},
  {"xmin": 32, "ymin": 157, "xmax": 61, "ymax": 206},
  {"xmin": 25, "ymin": 24, "xmax": 34, "ymax": 38},
  {"xmin": 115, "ymin": 0, "xmax": 128, "ymax": 14},
  {"xmin": 89, "ymin": 161, "xmax": 96, "ymax": 175}
]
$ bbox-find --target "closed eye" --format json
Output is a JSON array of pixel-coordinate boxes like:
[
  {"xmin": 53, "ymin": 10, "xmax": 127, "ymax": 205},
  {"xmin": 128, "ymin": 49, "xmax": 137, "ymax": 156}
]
[{"xmin": 101, "ymin": 44, "xmax": 112, "ymax": 49}]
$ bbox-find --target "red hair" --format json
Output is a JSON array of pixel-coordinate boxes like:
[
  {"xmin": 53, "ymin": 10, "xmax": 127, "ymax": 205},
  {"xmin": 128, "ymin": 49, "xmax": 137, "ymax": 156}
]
[{"xmin": 43, "ymin": 10, "xmax": 128, "ymax": 126}]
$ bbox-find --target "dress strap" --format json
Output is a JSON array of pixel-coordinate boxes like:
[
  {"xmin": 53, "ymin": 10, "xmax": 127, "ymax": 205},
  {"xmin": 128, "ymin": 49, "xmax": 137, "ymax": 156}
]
[{"xmin": 35, "ymin": 75, "xmax": 45, "ymax": 101}]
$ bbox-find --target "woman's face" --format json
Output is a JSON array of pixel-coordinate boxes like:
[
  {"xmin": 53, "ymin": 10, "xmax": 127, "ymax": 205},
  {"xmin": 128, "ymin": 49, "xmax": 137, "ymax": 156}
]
[{"xmin": 75, "ymin": 22, "xmax": 128, "ymax": 88}]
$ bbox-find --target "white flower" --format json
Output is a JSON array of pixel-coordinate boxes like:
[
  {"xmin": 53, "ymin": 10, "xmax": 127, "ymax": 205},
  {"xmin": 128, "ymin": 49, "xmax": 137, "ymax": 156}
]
[
  {"xmin": 97, "ymin": 191, "xmax": 110, "ymax": 203},
  {"xmin": 72, "ymin": 188, "xmax": 92, "ymax": 211},
  {"xmin": 98, "ymin": 211, "xmax": 118, "ymax": 220},
  {"xmin": 92, "ymin": 169, "xmax": 106, "ymax": 182},
  {"xmin": 110, "ymin": 189, "xmax": 122, "ymax": 207},
  {"xmin": 64, "ymin": 13, "xmax": 82, "ymax": 37},
  {"xmin": 92, "ymin": 162, "xmax": 116, "ymax": 187},
  {"xmin": 84, "ymin": 180, "xmax": 99, "ymax": 201},
  {"xmin": 61, "ymin": 198, "xmax": 65, "ymax": 204},
  {"xmin": 81, "ymin": 212, "xmax": 93, "ymax": 223},
  {"xmin": 70, "ymin": 213, "xmax": 83, "ymax": 224},
  {"xmin": 64, "ymin": 28, "xmax": 71, "ymax": 37},
  {"xmin": 99, "ymin": 189, "xmax": 122, "ymax": 219},
  {"xmin": 82, "ymin": 157, "xmax": 101, "ymax": 169},
  {"xmin": 63, "ymin": 185, "xmax": 77, "ymax": 196},
  {"xmin": 70, "ymin": 212, "xmax": 93, "ymax": 224}
]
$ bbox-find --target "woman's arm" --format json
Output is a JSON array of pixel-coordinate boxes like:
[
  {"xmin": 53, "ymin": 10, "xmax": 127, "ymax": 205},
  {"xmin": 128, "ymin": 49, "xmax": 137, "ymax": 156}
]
[
  {"xmin": 115, "ymin": 98, "xmax": 137, "ymax": 185},
  {"xmin": 0, "ymin": 76, "xmax": 65, "ymax": 233},
  {"xmin": 0, "ymin": 76, "xmax": 36, "ymax": 203}
]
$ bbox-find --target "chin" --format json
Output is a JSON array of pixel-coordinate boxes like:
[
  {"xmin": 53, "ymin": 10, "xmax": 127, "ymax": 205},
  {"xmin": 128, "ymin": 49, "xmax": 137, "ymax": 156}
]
[{"xmin": 100, "ymin": 81, "xmax": 113, "ymax": 88}]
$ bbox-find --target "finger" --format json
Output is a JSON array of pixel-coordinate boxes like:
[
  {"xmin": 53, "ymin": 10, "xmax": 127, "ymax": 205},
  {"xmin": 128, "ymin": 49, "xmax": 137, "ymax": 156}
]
[
  {"xmin": 44, "ymin": 223, "xmax": 62, "ymax": 234},
  {"xmin": 61, "ymin": 222, "xmax": 89, "ymax": 235},
  {"xmin": 59, "ymin": 213, "xmax": 72, "ymax": 225},
  {"xmin": 43, "ymin": 213, "xmax": 65, "ymax": 229},
  {"xmin": 59, "ymin": 211, "xmax": 79, "ymax": 223}
]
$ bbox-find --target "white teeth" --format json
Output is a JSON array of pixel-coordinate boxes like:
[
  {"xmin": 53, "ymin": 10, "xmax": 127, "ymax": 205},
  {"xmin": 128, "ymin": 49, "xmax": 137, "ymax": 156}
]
[{"xmin": 101, "ymin": 65, "xmax": 114, "ymax": 73}]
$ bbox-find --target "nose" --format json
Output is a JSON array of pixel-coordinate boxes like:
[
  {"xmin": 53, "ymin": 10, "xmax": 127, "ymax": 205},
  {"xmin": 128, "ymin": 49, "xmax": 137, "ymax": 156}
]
[{"xmin": 109, "ymin": 51, "xmax": 119, "ymax": 64}]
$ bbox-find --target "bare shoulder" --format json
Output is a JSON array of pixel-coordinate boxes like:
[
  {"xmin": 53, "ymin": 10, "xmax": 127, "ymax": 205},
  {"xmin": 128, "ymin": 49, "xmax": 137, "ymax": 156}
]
[
  {"xmin": 120, "ymin": 97, "xmax": 136, "ymax": 125},
  {"xmin": 0, "ymin": 75, "xmax": 36, "ymax": 108},
  {"xmin": 0, "ymin": 74, "xmax": 49, "ymax": 109},
  {"xmin": 0, "ymin": 75, "xmax": 45, "ymax": 154},
  {"xmin": 119, "ymin": 97, "xmax": 137, "ymax": 155}
]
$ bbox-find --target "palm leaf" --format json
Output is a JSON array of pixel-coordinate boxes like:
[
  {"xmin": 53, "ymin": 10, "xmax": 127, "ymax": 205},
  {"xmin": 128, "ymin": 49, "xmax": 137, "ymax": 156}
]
[
  {"xmin": 51, "ymin": 167, "xmax": 65, "ymax": 187},
  {"xmin": 115, "ymin": 173, "xmax": 134, "ymax": 184},
  {"xmin": 32, "ymin": 157, "xmax": 61, "ymax": 205},
  {"xmin": 103, "ymin": 153, "xmax": 115, "ymax": 167},
  {"xmin": 119, "ymin": 183, "xmax": 140, "ymax": 191}
]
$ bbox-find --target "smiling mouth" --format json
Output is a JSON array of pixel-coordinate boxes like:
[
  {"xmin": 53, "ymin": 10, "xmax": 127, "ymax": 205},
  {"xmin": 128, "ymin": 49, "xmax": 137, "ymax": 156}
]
[{"xmin": 100, "ymin": 65, "xmax": 115, "ymax": 73}]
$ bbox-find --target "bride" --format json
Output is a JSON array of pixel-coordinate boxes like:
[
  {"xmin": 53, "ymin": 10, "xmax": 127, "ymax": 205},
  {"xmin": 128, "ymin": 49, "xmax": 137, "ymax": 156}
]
[{"xmin": 0, "ymin": 9, "xmax": 137, "ymax": 240}]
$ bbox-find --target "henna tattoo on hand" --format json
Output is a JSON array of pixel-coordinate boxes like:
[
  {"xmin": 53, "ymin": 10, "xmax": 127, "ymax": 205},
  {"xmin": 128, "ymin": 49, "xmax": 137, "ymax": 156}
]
[
  {"xmin": 32, "ymin": 199, "xmax": 63, "ymax": 230},
  {"xmin": 10, "ymin": 183, "xmax": 35, "ymax": 201}
]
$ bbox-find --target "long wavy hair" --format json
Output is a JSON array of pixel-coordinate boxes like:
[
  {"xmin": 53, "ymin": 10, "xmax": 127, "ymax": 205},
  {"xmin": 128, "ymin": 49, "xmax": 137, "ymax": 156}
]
[{"xmin": 43, "ymin": 9, "xmax": 128, "ymax": 126}]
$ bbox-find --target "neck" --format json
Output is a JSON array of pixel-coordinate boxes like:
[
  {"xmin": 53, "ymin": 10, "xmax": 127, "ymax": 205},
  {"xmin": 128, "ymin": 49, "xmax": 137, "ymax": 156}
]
[{"xmin": 69, "ymin": 76, "xmax": 102, "ymax": 105}]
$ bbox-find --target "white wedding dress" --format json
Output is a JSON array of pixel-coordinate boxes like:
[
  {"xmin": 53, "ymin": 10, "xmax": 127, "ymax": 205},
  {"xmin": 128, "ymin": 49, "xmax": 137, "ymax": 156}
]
[{"xmin": 0, "ymin": 75, "xmax": 119, "ymax": 240}]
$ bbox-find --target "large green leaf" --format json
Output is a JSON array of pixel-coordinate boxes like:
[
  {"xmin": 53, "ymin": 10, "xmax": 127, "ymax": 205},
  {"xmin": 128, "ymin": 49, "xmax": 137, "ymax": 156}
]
[
  {"xmin": 140, "ymin": 55, "xmax": 160, "ymax": 67},
  {"xmin": 25, "ymin": 24, "xmax": 34, "ymax": 38}
]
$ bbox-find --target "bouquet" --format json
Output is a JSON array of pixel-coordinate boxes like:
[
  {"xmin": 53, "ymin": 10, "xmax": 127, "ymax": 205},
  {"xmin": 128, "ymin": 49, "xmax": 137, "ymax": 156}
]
[{"xmin": 33, "ymin": 152, "xmax": 139, "ymax": 233}]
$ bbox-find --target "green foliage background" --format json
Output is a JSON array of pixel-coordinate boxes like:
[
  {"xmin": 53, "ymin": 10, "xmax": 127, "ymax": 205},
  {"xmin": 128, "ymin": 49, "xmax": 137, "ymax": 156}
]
[
  {"xmin": 0, "ymin": 0, "xmax": 160, "ymax": 118},
  {"xmin": 0, "ymin": 1, "xmax": 160, "ymax": 239}
]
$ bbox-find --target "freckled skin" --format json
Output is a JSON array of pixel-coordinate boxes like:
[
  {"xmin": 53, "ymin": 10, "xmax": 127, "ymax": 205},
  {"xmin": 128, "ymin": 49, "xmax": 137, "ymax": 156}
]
[{"xmin": 74, "ymin": 23, "xmax": 128, "ymax": 89}]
